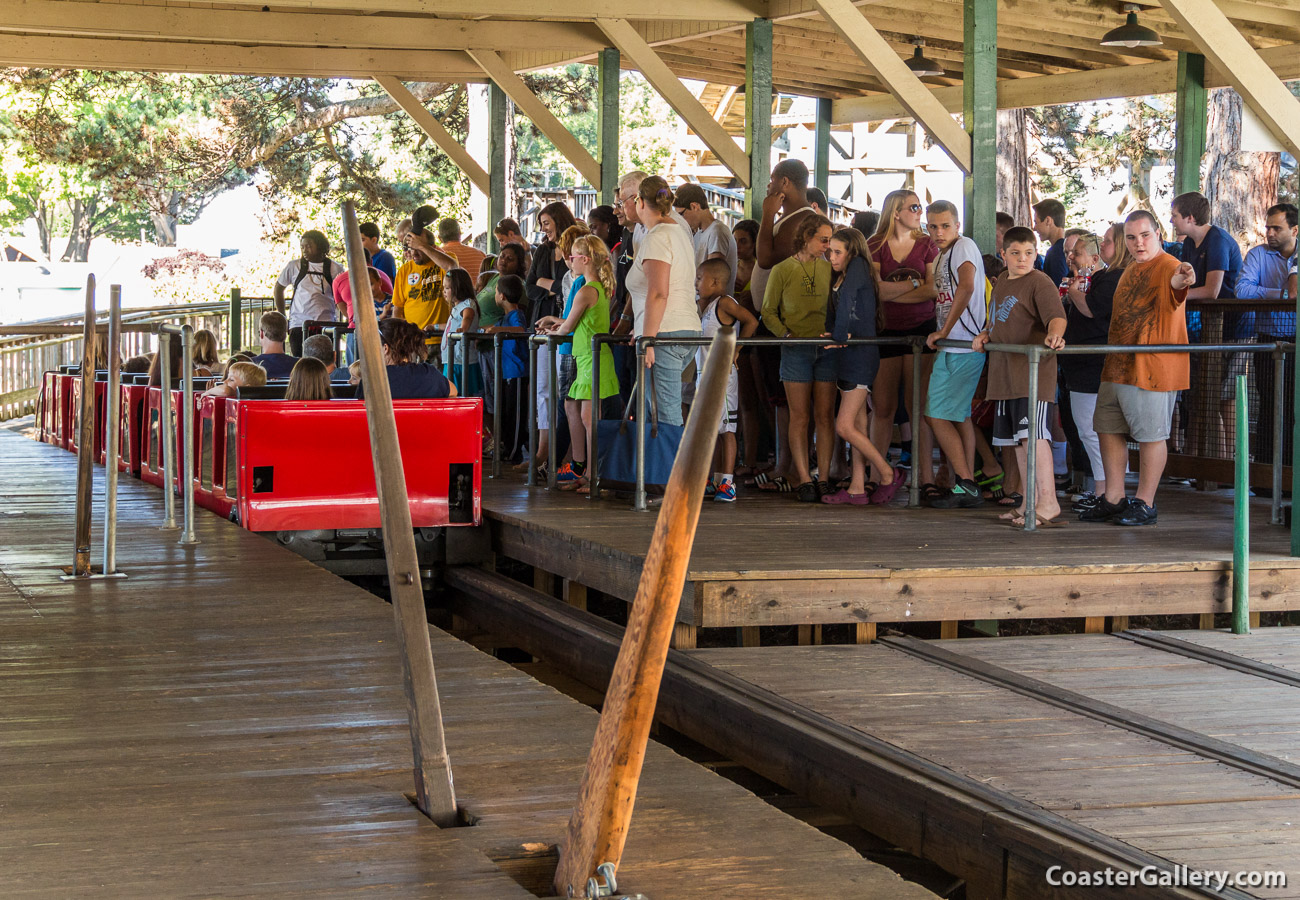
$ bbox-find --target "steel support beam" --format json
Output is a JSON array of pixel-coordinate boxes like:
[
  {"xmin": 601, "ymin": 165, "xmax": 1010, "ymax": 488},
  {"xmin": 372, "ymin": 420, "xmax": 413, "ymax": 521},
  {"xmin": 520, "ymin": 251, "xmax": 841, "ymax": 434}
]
[
  {"xmin": 598, "ymin": 48, "xmax": 621, "ymax": 206},
  {"xmin": 746, "ymin": 18, "xmax": 773, "ymax": 219},
  {"xmin": 1174, "ymin": 52, "xmax": 1208, "ymax": 196},
  {"xmin": 963, "ymin": 0, "xmax": 997, "ymax": 252}
]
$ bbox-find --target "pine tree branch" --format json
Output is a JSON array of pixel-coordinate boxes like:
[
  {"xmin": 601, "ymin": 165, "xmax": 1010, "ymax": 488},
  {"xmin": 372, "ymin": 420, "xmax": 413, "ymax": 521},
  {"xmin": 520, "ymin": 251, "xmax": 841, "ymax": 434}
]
[{"xmin": 239, "ymin": 81, "xmax": 453, "ymax": 168}]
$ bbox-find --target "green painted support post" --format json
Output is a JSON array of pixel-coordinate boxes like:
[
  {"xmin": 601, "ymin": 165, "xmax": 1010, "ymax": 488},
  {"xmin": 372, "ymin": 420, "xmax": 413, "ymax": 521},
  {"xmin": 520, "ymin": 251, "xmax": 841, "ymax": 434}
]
[
  {"xmin": 962, "ymin": 0, "xmax": 997, "ymax": 254},
  {"xmin": 1174, "ymin": 52, "xmax": 1207, "ymax": 196},
  {"xmin": 814, "ymin": 97, "xmax": 832, "ymax": 199},
  {"xmin": 228, "ymin": 287, "xmax": 241, "ymax": 355},
  {"xmin": 489, "ymin": 82, "xmax": 508, "ymax": 253},
  {"xmin": 1233, "ymin": 374, "xmax": 1250, "ymax": 633},
  {"xmin": 745, "ymin": 18, "xmax": 773, "ymax": 220},
  {"xmin": 598, "ymin": 48, "xmax": 621, "ymax": 207}
]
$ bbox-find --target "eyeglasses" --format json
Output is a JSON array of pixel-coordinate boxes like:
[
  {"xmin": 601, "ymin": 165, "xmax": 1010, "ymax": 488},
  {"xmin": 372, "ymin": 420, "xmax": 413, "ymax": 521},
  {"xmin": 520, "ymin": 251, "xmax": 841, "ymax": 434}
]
[{"xmin": 906, "ymin": 204, "xmax": 923, "ymax": 213}]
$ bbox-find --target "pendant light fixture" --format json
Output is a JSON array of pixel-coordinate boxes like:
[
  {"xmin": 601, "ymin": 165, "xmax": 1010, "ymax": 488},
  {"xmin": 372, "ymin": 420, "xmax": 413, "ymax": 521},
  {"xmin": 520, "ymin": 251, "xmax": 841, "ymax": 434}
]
[
  {"xmin": 904, "ymin": 38, "xmax": 943, "ymax": 78},
  {"xmin": 1099, "ymin": 4, "xmax": 1163, "ymax": 47}
]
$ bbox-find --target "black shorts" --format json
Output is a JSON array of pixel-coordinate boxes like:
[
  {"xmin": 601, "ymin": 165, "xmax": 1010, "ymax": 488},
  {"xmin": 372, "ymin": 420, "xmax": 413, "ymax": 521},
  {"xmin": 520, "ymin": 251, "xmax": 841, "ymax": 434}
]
[
  {"xmin": 992, "ymin": 398, "xmax": 1054, "ymax": 446},
  {"xmin": 879, "ymin": 318, "xmax": 938, "ymax": 359}
]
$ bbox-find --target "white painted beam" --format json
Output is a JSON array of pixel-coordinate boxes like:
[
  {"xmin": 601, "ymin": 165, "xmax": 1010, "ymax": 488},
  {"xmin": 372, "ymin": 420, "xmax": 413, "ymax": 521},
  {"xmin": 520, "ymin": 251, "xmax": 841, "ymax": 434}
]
[{"xmin": 596, "ymin": 17, "xmax": 752, "ymax": 185}]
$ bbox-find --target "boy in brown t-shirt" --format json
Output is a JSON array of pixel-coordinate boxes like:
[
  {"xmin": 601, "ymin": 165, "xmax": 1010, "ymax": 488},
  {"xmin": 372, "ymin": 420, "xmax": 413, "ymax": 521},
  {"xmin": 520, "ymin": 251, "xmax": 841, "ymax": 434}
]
[{"xmin": 973, "ymin": 227, "xmax": 1067, "ymax": 526}]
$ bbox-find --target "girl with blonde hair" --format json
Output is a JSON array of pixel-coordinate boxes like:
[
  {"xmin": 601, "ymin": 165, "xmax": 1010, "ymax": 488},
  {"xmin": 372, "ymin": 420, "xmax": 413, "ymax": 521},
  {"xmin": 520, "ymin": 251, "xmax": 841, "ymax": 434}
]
[
  {"xmin": 536, "ymin": 233, "xmax": 621, "ymax": 491},
  {"xmin": 193, "ymin": 329, "xmax": 222, "ymax": 374},
  {"xmin": 866, "ymin": 189, "xmax": 940, "ymax": 497}
]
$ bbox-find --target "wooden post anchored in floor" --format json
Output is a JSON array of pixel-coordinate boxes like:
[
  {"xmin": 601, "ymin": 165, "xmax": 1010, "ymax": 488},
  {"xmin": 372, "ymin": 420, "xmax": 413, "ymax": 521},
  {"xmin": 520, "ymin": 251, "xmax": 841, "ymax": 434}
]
[
  {"xmin": 671, "ymin": 623, "xmax": 697, "ymax": 650},
  {"xmin": 1111, "ymin": 615, "xmax": 1130, "ymax": 633},
  {"xmin": 555, "ymin": 326, "xmax": 735, "ymax": 899},
  {"xmin": 534, "ymin": 566, "xmax": 556, "ymax": 597},
  {"xmin": 1199, "ymin": 613, "xmax": 1216, "ymax": 629},
  {"xmin": 855, "ymin": 623, "xmax": 876, "ymax": 644},
  {"xmin": 940, "ymin": 621, "xmax": 959, "ymax": 640},
  {"xmin": 741, "ymin": 626, "xmax": 761, "ymax": 647},
  {"xmin": 1083, "ymin": 616, "xmax": 1106, "ymax": 635},
  {"xmin": 342, "ymin": 201, "xmax": 457, "ymax": 828},
  {"xmin": 68, "ymin": 275, "xmax": 97, "ymax": 578}
]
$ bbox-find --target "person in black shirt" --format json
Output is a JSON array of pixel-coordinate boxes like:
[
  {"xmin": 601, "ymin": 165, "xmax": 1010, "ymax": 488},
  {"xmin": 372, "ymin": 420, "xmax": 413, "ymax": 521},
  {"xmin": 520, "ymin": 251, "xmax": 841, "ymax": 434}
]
[
  {"xmin": 524, "ymin": 202, "xmax": 577, "ymax": 327},
  {"xmin": 1061, "ymin": 229, "xmax": 1125, "ymax": 510},
  {"xmin": 355, "ymin": 318, "xmax": 457, "ymax": 400},
  {"xmin": 249, "ymin": 311, "xmax": 297, "ymax": 379}
]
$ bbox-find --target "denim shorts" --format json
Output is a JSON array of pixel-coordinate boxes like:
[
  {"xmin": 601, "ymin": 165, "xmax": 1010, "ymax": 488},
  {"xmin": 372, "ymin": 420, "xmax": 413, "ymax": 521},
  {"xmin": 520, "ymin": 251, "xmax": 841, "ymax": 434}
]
[{"xmin": 779, "ymin": 344, "xmax": 836, "ymax": 384}]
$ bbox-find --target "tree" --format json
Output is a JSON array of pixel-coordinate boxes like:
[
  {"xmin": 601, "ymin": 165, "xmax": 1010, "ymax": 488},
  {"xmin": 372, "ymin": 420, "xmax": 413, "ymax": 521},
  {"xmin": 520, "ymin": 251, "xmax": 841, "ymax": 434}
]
[
  {"xmin": 1204, "ymin": 87, "xmax": 1279, "ymax": 249},
  {"xmin": 997, "ymin": 108, "xmax": 1032, "ymax": 226}
]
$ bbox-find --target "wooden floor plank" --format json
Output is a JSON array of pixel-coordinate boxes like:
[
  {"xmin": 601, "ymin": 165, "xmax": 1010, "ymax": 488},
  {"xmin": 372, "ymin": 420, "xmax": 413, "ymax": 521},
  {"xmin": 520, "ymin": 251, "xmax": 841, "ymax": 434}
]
[{"xmin": 0, "ymin": 431, "xmax": 934, "ymax": 899}]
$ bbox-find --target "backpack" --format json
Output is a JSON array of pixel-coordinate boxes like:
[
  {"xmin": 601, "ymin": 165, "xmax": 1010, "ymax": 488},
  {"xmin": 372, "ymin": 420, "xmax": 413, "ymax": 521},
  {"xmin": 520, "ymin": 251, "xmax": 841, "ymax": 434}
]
[{"xmin": 291, "ymin": 258, "xmax": 335, "ymax": 299}]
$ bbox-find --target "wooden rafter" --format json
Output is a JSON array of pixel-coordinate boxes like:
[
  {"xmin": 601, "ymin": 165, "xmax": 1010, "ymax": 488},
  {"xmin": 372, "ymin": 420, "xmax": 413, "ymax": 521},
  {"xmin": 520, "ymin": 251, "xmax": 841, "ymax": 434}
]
[
  {"xmin": 469, "ymin": 49, "xmax": 603, "ymax": 188},
  {"xmin": 374, "ymin": 76, "xmax": 491, "ymax": 195},
  {"xmin": 596, "ymin": 17, "xmax": 752, "ymax": 185},
  {"xmin": 811, "ymin": 0, "xmax": 971, "ymax": 172},
  {"xmin": 1158, "ymin": 0, "xmax": 1300, "ymax": 158}
]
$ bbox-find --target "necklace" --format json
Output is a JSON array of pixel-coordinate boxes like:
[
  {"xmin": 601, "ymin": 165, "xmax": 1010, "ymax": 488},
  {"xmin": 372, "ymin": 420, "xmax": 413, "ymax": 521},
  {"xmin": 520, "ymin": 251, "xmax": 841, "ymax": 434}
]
[{"xmin": 797, "ymin": 255, "xmax": 819, "ymax": 293}]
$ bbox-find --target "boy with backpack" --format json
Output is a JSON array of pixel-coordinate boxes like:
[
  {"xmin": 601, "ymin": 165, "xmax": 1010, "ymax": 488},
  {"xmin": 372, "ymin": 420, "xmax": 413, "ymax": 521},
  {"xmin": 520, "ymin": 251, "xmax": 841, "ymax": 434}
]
[{"xmin": 923, "ymin": 200, "xmax": 989, "ymax": 509}]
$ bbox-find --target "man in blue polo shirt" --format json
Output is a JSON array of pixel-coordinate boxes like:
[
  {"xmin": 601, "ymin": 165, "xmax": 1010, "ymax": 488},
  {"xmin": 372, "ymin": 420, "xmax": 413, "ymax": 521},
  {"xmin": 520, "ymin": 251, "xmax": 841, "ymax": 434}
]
[{"xmin": 1237, "ymin": 203, "xmax": 1298, "ymax": 461}]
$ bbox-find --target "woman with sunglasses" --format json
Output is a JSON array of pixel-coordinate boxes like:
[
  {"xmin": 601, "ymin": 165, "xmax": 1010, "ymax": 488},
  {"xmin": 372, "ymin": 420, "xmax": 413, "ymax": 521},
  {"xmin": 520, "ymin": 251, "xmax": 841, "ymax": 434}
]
[{"xmin": 865, "ymin": 190, "xmax": 940, "ymax": 500}]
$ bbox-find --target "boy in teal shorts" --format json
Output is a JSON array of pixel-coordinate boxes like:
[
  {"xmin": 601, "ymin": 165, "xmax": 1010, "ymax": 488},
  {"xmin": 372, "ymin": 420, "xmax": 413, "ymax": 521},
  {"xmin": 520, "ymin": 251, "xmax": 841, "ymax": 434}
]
[{"xmin": 923, "ymin": 200, "xmax": 988, "ymax": 509}]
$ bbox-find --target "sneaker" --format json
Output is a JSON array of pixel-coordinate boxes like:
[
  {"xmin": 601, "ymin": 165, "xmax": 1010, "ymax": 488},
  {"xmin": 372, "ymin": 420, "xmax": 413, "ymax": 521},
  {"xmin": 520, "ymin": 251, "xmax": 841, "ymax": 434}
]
[
  {"xmin": 930, "ymin": 478, "xmax": 985, "ymax": 509},
  {"xmin": 704, "ymin": 480, "xmax": 718, "ymax": 499},
  {"xmin": 1079, "ymin": 496, "xmax": 1130, "ymax": 523},
  {"xmin": 714, "ymin": 481, "xmax": 737, "ymax": 503},
  {"xmin": 1114, "ymin": 499, "xmax": 1157, "ymax": 526},
  {"xmin": 554, "ymin": 462, "xmax": 582, "ymax": 486},
  {"xmin": 1071, "ymin": 492, "xmax": 1100, "ymax": 513},
  {"xmin": 897, "ymin": 449, "xmax": 913, "ymax": 470}
]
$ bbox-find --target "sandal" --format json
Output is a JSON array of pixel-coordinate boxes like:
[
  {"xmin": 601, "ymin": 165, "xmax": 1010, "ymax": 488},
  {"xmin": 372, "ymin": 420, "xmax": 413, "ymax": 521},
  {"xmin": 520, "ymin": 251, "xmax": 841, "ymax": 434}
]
[
  {"xmin": 919, "ymin": 483, "xmax": 944, "ymax": 505},
  {"xmin": 997, "ymin": 491, "xmax": 1023, "ymax": 507},
  {"xmin": 756, "ymin": 474, "xmax": 793, "ymax": 493},
  {"xmin": 795, "ymin": 481, "xmax": 820, "ymax": 503},
  {"xmin": 870, "ymin": 467, "xmax": 906, "ymax": 505},
  {"xmin": 975, "ymin": 469, "xmax": 1005, "ymax": 491},
  {"xmin": 1008, "ymin": 513, "xmax": 1067, "ymax": 528}
]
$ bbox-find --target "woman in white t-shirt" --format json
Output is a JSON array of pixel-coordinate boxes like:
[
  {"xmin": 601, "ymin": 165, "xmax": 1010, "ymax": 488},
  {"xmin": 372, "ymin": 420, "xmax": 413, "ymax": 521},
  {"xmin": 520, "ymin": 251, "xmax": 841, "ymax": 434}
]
[{"xmin": 623, "ymin": 176, "xmax": 702, "ymax": 427}]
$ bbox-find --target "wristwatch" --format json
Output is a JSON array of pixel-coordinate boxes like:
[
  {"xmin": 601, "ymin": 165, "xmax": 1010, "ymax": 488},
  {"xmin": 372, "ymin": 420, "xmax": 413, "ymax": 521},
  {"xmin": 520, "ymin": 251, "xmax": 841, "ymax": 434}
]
[{"xmin": 910, "ymin": 277, "xmax": 920, "ymax": 290}]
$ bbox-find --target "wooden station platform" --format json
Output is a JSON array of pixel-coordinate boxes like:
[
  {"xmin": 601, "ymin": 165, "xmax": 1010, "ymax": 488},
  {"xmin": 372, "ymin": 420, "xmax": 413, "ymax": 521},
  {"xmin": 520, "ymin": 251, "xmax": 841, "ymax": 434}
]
[
  {"xmin": 482, "ymin": 477, "xmax": 1300, "ymax": 643},
  {"xmin": 0, "ymin": 429, "xmax": 934, "ymax": 899}
]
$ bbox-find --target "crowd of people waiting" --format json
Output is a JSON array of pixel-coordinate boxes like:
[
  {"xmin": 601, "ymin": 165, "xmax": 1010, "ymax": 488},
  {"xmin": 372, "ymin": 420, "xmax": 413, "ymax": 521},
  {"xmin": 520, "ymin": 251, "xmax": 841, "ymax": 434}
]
[{"xmin": 130, "ymin": 158, "xmax": 1298, "ymax": 527}]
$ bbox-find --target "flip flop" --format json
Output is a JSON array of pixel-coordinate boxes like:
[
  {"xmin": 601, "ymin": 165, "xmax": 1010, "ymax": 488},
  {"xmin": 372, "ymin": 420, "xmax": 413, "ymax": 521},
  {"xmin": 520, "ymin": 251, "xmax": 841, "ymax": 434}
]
[
  {"xmin": 1008, "ymin": 514, "xmax": 1067, "ymax": 528},
  {"xmin": 997, "ymin": 491, "xmax": 1023, "ymax": 507},
  {"xmin": 997, "ymin": 509, "xmax": 1022, "ymax": 521}
]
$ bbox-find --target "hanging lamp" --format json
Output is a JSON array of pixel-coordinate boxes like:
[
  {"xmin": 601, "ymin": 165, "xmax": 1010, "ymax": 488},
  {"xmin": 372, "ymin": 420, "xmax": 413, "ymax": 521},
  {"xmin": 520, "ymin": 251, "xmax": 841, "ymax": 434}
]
[
  {"xmin": 904, "ymin": 38, "xmax": 943, "ymax": 77},
  {"xmin": 1100, "ymin": 4, "xmax": 1163, "ymax": 47}
]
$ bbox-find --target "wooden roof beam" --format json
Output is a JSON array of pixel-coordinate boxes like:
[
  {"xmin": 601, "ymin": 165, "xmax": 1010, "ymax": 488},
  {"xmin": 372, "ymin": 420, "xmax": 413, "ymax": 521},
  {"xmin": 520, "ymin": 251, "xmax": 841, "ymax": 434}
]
[
  {"xmin": 1157, "ymin": 0, "xmax": 1300, "ymax": 157},
  {"xmin": 831, "ymin": 41, "xmax": 1300, "ymax": 123},
  {"xmin": 596, "ymin": 18, "xmax": 752, "ymax": 186},
  {"xmin": 189, "ymin": 0, "xmax": 767, "ymax": 21},
  {"xmin": 469, "ymin": 49, "xmax": 602, "ymax": 188},
  {"xmin": 0, "ymin": 0, "xmax": 606, "ymax": 52},
  {"xmin": 374, "ymin": 76, "xmax": 490, "ymax": 195},
  {"xmin": 0, "ymin": 33, "xmax": 485, "ymax": 80},
  {"xmin": 811, "ymin": 0, "xmax": 971, "ymax": 172}
]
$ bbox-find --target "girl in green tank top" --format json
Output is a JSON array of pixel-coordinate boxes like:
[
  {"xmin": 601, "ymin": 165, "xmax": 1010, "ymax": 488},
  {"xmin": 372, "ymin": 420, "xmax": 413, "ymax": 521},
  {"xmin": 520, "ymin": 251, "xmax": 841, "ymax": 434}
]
[{"xmin": 534, "ymin": 235, "xmax": 620, "ymax": 491}]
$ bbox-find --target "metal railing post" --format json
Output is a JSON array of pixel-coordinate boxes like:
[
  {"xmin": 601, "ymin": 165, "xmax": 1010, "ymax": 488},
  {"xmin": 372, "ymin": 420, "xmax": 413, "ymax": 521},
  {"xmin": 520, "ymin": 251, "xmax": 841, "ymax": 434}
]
[
  {"xmin": 68, "ymin": 274, "xmax": 96, "ymax": 578},
  {"xmin": 179, "ymin": 324, "xmax": 198, "ymax": 545},
  {"xmin": 1233, "ymin": 372, "xmax": 1251, "ymax": 634},
  {"xmin": 229, "ymin": 287, "xmax": 242, "ymax": 355},
  {"xmin": 635, "ymin": 339, "xmax": 648, "ymax": 512},
  {"xmin": 590, "ymin": 334, "xmax": 602, "ymax": 501},
  {"xmin": 1273, "ymin": 346, "xmax": 1286, "ymax": 526},
  {"xmin": 908, "ymin": 340, "xmax": 922, "ymax": 508},
  {"xmin": 492, "ymin": 333, "xmax": 503, "ymax": 479},
  {"xmin": 1023, "ymin": 346, "xmax": 1041, "ymax": 532},
  {"xmin": 527, "ymin": 337, "xmax": 539, "ymax": 487},
  {"xmin": 104, "ymin": 285, "xmax": 123, "ymax": 575},
  {"xmin": 159, "ymin": 331, "xmax": 177, "ymax": 530},
  {"xmin": 547, "ymin": 335, "xmax": 559, "ymax": 490}
]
